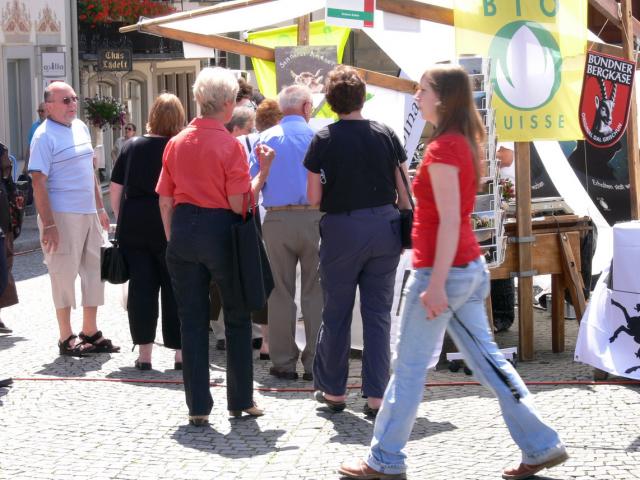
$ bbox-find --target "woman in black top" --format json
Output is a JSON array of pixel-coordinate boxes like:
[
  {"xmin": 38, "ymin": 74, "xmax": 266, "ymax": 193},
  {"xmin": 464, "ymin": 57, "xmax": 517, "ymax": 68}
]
[
  {"xmin": 110, "ymin": 93, "xmax": 185, "ymax": 370},
  {"xmin": 304, "ymin": 66, "xmax": 412, "ymax": 416}
]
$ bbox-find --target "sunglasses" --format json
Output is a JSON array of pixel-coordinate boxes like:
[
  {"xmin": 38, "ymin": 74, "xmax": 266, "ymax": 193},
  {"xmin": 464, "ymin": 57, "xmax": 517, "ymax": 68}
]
[
  {"xmin": 49, "ymin": 96, "xmax": 78, "ymax": 105},
  {"xmin": 125, "ymin": 127, "xmax": 134, "ymax": 131}
]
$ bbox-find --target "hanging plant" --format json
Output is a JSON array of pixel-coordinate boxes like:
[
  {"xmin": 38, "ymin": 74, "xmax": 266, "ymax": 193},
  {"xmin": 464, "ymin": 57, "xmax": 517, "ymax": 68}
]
[
  {"xmin": 78, "ymin": 0, "xmax": 176, "ymax": 28},
  {"xmin": 84, "ymin": 95, "xmax": 126, "ymax": 130}
]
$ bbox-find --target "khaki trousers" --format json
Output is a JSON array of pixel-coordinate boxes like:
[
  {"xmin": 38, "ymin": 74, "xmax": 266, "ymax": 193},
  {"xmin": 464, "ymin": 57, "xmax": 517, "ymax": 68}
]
[
  {"xmin": 38, "ymin": 212, "xmax": 104, "ymax": 309},
  {"xmin": 262, "ymin": 209, "xmax": 323, "ymax": 373}
]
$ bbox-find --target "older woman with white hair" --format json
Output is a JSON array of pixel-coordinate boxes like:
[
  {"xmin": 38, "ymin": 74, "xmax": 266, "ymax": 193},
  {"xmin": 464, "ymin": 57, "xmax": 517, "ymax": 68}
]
[{"xmin": 157, "ymin": 67, "xmax": 275, "ymax": 425}]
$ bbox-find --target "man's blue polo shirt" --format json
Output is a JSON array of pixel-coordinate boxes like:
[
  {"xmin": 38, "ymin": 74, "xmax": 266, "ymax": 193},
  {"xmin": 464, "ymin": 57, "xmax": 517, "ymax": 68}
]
[{"xmin": 249, "ymin": 115, "xmax": 313, "ymax": 207}]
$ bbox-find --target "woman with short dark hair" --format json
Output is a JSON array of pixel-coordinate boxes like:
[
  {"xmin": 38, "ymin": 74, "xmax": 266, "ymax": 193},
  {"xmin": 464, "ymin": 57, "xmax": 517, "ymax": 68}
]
[
  {"xmin": 304, "ymin": 65, "xmax": 412, "ymax": 417},
  {"xmin": 110, "ymin": 94, "xmax": 185, "ymax": 371}
]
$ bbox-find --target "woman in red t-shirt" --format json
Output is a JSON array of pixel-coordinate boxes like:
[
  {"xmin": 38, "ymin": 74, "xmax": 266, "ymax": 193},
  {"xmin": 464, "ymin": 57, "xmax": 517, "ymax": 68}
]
[{"xmin": 339, "ymin": 66, "xmax": 567, "ymax": 480}]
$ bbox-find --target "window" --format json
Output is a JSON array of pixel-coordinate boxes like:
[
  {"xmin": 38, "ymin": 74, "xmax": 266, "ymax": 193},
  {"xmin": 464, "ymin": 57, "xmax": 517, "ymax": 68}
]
[{"xmin": 157, "ymin": 70, "xmax": 197, "ymax": 120}]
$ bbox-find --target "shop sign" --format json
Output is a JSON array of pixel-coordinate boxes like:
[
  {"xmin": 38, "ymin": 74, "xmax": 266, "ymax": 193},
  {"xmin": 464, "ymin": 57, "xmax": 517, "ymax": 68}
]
[
  {"xmin": 326, "ymin": 0, "xmax": 375, "ymax": 29},
  {"xmin": 579, "ymin": 51, "xmax": 635, "ymax": 148},
  {"xmin": 42, "ymin": 52, "xmax": 65, "ymax": 77},
  {"xmin": 97, "ymin": 49, "xmax": 132, "ymax": 72}
]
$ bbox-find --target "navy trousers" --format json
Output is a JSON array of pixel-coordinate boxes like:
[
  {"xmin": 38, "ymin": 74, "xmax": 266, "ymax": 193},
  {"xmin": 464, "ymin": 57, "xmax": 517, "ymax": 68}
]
[
  {"xmin": 166, "ymin": 204, "xmax": 254, "ymax": 416},
  {"xmin": 313, "ymin": 204, "xmax": 402, "ymax": 398}
]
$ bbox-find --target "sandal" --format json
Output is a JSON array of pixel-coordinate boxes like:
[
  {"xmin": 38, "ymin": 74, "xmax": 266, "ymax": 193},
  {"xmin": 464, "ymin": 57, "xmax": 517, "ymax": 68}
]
[
  {"xmin": 58, "ymin": 334, "xmax": 94, "ymax": 357},
  {"xmin": 313, "ymin": 390, "xmax": 346, "ymax": 412},
  {"xmin": 78, "ymin": 331, "xmax": 121, "ymax": 353}
]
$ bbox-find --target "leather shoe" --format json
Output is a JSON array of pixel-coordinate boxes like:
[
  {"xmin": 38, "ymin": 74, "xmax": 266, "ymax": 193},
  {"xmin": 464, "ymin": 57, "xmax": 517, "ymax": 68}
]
[
  {"xmin": 338, "ymin": 458, "xmax": 406, "ymax": 479},
  {"xmin": 188, "ymin": 415, "xmax": 209, "ymax": 426},
  {"xmin": 134, "ymin": 360, "xmax": 152, "ymax": 370},
  {"xmin": 363, "ymin": 404, "xmax": 379, "ymax": 418},
  {"xmin": 302, "ymin": 372, "xmax": 313, "ymax": 381},
  {"xmin": 314, "ymin": 390, "xmax": 346, "ymax": 412},
  {"xmin": 229, "ymin": 402, "xmax": 265, "ymax": 418},
  {"xmin": 269, "ymin": 367, "xmax": 298, "ymax": 380},
  {"xmin": 502, "ymin": 449, "xmax": 569, "ymax": 479}
]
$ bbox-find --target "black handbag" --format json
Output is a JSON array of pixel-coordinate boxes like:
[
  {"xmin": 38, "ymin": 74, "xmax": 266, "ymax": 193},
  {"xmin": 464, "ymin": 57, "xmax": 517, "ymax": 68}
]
[
  {"xmin": 100, "ymin": 144, "xmax": 132, "ymax": 284},
  {"xmin": 396, "ymin": 159, "xmax": 415, "ymax": 249},
  {"xmin": 231, "ymin": 191, "xmax": 274, "ymax": 311}
]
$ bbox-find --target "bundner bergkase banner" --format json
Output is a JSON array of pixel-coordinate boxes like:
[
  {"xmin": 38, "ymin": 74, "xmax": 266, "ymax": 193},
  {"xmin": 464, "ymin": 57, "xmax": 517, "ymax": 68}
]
[{"xmin": 579, "ymin": 51, "xmax": 635, "ymax": 148}]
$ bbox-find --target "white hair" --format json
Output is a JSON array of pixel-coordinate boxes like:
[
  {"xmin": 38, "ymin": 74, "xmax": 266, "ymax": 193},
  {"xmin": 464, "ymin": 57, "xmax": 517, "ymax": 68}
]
[
  {"xmin": 225, "ymin": 106, "xmax": 256, "ymax": 132},
  {"xmin": 192, "ymin": 67, "xmax": 239, "ymax": 116},
  {"xmin": 278, "ymin": 84, "xmax": 312, "ymax": 113}
]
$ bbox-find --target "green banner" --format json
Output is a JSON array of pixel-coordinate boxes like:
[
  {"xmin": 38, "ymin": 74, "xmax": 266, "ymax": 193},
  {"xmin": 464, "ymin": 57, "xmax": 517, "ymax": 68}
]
[{"xmin": 327, "ymin": 8, "xmax": 374, "ymax": 22}]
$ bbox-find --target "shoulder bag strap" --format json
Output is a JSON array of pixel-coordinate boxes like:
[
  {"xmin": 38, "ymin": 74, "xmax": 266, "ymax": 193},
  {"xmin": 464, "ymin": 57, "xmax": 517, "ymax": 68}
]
[{"xmin": 396, "ymin": 157, "xmax": 415, "ymax": 211}]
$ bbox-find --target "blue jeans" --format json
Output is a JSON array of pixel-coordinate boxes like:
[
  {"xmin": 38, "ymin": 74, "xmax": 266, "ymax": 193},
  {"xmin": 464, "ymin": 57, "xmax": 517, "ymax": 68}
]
[
  {"xmin": 367, "ymin": 257, "xmax": 564, "ymax": 474},
  {"xmin": 166, "ymin": 204, "xmax": 254, "ymax": 416}
]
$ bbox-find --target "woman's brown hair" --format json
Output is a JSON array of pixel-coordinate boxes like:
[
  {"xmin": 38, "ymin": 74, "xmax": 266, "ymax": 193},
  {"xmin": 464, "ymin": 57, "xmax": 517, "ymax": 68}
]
[
  {"xmin": 325, "ymin": 65, "xmax": 366, "ymax": 115},
  {"xmin": 423, "ymin": 65, "xmax": 486, "ymax": 185},
  {"xmin": 146, "ymin": 93, "xmax": 185, "ymax": 137}
]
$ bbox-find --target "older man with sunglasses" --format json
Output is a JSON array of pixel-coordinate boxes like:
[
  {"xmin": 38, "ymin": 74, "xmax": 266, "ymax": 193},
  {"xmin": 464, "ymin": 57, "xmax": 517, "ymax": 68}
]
[{"xmin": 29, "ymin": 81, "xmax": 119, "ymax": 357}]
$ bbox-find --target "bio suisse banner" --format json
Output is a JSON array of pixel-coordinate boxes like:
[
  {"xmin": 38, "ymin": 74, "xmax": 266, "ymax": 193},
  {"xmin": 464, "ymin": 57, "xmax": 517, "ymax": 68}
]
[
  {"xmin": 579, "ymin": 51, "xmax": 635, "ymax": 148},
  {"xmin": 454, "ymin": 0, "xmax": 587, "ymax": 141}
]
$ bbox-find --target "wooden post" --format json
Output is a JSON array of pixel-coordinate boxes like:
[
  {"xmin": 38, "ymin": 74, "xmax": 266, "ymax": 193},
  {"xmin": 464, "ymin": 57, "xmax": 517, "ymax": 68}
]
[
  {"xmin": 297, "ymin": 15, "xmax": 310, "ymax": 46},
  {"xmin": 622, "ymin": 0, "xmax": 640, "ymax": 219},
  {"xmin": 514, "ymin": 142, "xmax": 534, "ymax": 361}
]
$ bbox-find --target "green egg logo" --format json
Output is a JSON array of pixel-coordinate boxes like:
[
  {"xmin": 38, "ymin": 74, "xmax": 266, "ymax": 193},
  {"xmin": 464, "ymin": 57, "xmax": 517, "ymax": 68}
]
[{"xmin": 489, "ymin": 21, "xmax": 562, "ymax": 110}]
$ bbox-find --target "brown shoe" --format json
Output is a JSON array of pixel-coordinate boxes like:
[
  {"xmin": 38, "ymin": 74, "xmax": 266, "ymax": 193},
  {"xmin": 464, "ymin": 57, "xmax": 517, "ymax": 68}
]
[
  {"xmin": 502, "ymin": 450, "xmax": 569, "ymax": 479},
  {"xmin": 337, "ymin": 458, "xmax": 406, "ymax": 479}
]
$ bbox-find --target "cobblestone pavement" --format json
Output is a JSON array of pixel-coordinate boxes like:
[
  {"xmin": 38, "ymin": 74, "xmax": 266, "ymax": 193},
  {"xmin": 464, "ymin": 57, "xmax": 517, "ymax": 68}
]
[{"xmin": 1, "ymin": 247, "xmax": 640, "ymax": 480}]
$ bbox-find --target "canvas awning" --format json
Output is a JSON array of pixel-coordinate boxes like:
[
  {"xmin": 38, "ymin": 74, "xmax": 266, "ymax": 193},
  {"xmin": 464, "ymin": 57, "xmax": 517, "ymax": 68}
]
[{"xmin": 124, "ymin": 0, "xmax": 325, "ymax": 36}]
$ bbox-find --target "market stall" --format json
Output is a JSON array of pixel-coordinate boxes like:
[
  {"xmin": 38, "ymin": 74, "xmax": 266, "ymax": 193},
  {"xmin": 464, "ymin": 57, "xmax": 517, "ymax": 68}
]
[{"xmin": 120, "ymin": 0, "xmax": 640, "ymax": 363}]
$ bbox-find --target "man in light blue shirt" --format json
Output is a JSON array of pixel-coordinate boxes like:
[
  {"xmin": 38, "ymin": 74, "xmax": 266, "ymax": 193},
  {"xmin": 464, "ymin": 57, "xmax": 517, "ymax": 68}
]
[
  {"xmin": 29, "ymin": 81, "xmax": 118, "ymax": 358},
  {"xmin": 249, "ymin": 84, "xmax": 322, "ymax": 382}
]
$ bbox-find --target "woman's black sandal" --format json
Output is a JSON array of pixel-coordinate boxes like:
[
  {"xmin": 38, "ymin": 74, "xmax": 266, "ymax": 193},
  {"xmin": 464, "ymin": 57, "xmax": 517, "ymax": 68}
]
[
  {"xmin": 314, "ymin": 390, "xmax": 346, "ymax": 412},
  {"xmin": 77, "ymin": 331, "xmax": 121, "ymax": 353},
  {"xmin": 58, "ymin": 334, "xmax": 94, "ymax": 357}
]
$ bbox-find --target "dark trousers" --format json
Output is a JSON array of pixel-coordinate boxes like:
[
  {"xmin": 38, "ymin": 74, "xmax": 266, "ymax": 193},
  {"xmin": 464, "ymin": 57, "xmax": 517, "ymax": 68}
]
[
  {"xmin": 122, "ymin": 246, "xmax": 180, "ymax": 349},
  {"xmin": 314, "ymin": 204, "xmax": 401, "ymax": 398},
  {"xmin": 166, "ymin": 204, "xmax": 253, "ymax": 416}
]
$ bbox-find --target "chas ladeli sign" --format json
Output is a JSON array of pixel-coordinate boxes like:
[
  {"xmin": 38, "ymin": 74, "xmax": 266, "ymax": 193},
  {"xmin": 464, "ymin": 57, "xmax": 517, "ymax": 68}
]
[
  {"xmin": 454, "ymin": 0, "xmax": 587, "ymax": 141},
  {"xmin": 97, "ymin": 49, "xmax": 132, "ymax": 73}
]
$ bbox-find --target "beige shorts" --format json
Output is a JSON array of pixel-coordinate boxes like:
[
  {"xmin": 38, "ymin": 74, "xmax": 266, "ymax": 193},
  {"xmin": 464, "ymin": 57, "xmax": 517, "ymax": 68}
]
[{"xmin": 38, "ymin": 212, "xmax": 105, "ymax": 309}]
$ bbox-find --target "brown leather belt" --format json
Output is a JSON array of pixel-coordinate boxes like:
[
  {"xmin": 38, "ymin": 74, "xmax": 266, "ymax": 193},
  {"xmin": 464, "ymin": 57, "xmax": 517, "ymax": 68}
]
[{"xmin": 265, "ymin": 205, "xmax": 319, "ymax": 212}]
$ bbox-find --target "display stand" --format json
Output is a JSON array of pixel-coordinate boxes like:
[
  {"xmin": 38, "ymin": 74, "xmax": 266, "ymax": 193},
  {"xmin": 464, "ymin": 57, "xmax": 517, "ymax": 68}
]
[{"xmin": 491, "ymin": 216, "xmax": 590, "ymax": 354}]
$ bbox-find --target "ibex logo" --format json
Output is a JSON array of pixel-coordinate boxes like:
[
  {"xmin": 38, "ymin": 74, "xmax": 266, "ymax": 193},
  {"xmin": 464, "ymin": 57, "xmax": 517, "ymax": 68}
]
[
  {"xmin": 579, "ymin": 51, "xmax": 635, "ymax": 148},
  {"xmin": 592, "ymin": 78, "xmax": 616, "ymax": 137},
  {"xmin": 488, "ymin": 21, "xmax": 562, "ymax": 110}
]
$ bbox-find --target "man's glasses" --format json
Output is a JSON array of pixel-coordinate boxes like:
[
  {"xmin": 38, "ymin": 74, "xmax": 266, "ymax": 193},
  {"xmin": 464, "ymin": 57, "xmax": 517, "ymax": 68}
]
[
  {"xmin": 125, "ymin": 127, "xmax": 134, "ymax": 131},
  {"xmin": 37, "ymin": 109, "xmax": 45, "ymax": 113},
  {"xmin": 46, "ymin": 96, "xmax": 78, "ymax": 105}
]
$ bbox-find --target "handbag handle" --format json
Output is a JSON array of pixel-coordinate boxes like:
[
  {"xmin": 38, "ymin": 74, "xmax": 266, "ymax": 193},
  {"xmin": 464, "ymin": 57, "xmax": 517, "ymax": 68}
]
[
  {"xmin": 113, "ymin": 137, "xmax": 136, "ymax": 242},
  {"xmin": 240, "ymin": 189, "xmax": 256, "ymax": 222},
  {"xmin": 396, "ymin": 158, "xmax": 415, "ymax": 211}
]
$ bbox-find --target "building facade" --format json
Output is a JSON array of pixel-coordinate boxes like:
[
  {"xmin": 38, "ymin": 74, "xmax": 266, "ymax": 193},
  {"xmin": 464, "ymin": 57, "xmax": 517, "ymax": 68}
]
[{"xmin": 0, "ymin": 0, "xmax": 76, "ymax": 169}]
